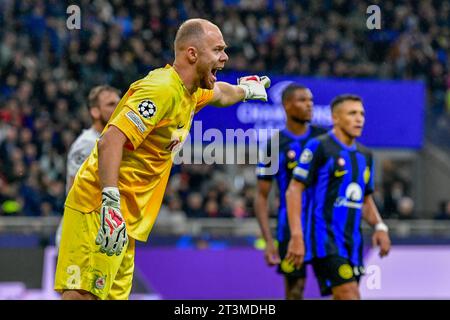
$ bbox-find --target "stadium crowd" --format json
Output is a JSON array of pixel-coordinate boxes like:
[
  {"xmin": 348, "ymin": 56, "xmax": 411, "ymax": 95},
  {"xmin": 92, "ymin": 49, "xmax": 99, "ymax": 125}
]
[{"xmin": 0, "ymin": 0, "xmax": 449, "ymax": 218}]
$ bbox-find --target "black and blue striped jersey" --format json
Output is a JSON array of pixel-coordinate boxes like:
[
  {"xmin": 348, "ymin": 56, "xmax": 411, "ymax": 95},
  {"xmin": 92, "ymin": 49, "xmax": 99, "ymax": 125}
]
[
  {"xmin": 256, "ymin": 126, "xmax": 328, "ymax": 243},
  {"xmin": 293, "ymin": 131, "xmax": 374, "ymax": 267}
]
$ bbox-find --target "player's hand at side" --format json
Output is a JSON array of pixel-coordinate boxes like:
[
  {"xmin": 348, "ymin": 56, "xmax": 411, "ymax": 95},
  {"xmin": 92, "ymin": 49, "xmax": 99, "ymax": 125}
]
[
  {"xmin": 264, "ymin": 241, "xmax": 281, "ymax": 266},
  {"xmin": 286, "ymin": 234, "xmax": 305, "ymax": 269},
  {"xmin": 237, "ymin": 75, "xmax": 271, "ymax": 102},
  {"xmin": 372, "ymin": 230, "xmax": 391, "ymax": 258},
  {"xmin": 96, "ymin": 187, "xmax": 128, "ymax": 256}
]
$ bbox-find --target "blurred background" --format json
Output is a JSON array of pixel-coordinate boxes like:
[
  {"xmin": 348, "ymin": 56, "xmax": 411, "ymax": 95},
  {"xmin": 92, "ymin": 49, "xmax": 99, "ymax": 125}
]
[{"xmin": 0, "ymin": 0, "xmax": 449, "ymax": 299}]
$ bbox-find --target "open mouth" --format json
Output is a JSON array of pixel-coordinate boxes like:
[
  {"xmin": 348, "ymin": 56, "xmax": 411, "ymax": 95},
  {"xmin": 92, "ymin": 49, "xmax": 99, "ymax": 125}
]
[{"xmin": 211, "ymin": 67, "xmax": 222, "ymax": 81}]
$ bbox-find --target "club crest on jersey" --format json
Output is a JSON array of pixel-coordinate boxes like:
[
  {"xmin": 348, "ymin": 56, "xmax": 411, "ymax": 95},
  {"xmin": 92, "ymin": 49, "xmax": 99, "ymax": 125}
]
[
  {"xmin": 95, "ymin": 276, "xmax": 106, "ymax": 290},
  {"xmin": 137, "ymin": 100, "xmax": 156, "ymax": 119},
  {"xmin": 287, "ymin": 150, "xmax": 296, "ymax": 160}
]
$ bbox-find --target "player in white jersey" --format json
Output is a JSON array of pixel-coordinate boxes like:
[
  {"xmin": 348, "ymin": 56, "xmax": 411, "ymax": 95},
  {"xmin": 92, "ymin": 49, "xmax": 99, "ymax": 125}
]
[{"xmin": 55, "ymin": 85, "xmax": 120, "ymax": 247}]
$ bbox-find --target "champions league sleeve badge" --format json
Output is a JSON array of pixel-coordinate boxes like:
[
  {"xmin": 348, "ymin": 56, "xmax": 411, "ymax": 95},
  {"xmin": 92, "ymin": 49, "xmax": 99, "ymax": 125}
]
[{"xmin": 137, "ymin": 100, "xmax": 156, "ymax": 119}]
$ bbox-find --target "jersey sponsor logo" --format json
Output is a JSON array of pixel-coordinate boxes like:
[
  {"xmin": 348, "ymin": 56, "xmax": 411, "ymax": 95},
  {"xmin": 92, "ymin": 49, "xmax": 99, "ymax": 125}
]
[
  {"xmin": 167, "ymin": 128, "xmax": 188, "ymax": 153},
  {"xmin": 293, "ymin": 167, "xmax": 309, "ymax": 178},
  {"xmin": 137, "ymin": 99, "xmax": 156, "ymax": 119},
  {"xmin": 299, "ymin": 149, "xmax": 313, "ymax": 164},
  {"xmin": 334, "ymin": 183, "xmax": 363, "ymax": 209},
  {"xmin": 126, "ymin": 111, "xmax": 147, "ymax": 133},
  {"xmin": 334, "ymin": 169, "xmax": 348, "ymax": 177},
  {"xmin": 346, "ymin": 182, "xmax": 362, "ymax": 201},
  {"xmin": 338, "ymin": 264, "xmax": 353, "ymax": 280}
]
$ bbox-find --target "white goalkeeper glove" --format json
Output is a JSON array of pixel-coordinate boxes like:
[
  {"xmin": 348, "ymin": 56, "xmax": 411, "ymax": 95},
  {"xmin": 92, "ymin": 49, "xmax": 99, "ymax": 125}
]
[
  {"xmin": 237, "ymin": 75, "xmax": 271, "ymax": 102},
  {"xmin": 95, "ymin": 187, "xmax": 128, "ymax": 256}
]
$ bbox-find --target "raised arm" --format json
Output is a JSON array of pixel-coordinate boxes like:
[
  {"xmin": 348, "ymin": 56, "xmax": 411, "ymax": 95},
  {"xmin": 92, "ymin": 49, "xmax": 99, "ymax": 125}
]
[{"xmin": 209, "ymin": 76, "xmax": 271, "ymax": 107}]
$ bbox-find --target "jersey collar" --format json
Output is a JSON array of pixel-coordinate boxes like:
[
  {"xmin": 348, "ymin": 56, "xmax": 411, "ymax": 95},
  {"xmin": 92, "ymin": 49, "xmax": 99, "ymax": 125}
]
[
  {"xmin": 329, "ymin": 131, "xmax": 357, "ymax": 151},
  {"xmin": 165, "ymin": 64, "xmax": 192, "ymax": 96},
  {"xmin": 282, "ymin": 125, "xmax": 311, "ymax": 140}
]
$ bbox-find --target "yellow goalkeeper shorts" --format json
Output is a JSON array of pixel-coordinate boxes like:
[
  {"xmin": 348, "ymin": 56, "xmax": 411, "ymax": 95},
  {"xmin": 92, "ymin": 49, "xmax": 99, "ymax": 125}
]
[{"xmin": 54, "ymin": 206, "xmax": 135, "ymax": 300}]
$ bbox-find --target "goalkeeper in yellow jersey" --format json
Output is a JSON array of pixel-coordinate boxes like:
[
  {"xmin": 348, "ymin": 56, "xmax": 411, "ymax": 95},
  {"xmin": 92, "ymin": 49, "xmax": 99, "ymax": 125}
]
[{"xmin": 54, "ymin": 18, "xmax": 271, "ymax": 300}]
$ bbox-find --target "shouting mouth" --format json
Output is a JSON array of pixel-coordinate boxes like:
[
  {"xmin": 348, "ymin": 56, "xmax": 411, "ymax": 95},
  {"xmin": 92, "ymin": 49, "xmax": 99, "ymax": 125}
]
[{"xmin": 211, "ymin": 67, "xmax": 223, "ymax": 81}]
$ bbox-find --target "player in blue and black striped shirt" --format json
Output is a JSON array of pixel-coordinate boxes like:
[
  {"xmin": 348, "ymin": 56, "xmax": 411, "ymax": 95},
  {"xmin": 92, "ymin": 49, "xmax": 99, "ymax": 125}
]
[
  {"xmin": 285, "ymin": 94, "xmax": 391, "ymax": 299},
  {"xmin": 255, "ymin": 84, "xmax": 327, "ymax": 299}
]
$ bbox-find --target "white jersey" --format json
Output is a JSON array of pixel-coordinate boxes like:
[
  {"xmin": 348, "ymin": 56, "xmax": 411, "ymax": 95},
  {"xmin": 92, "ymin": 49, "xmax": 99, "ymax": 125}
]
[
  {"xmin": 65, "ymin": 127, "xmax": 101, "ymax": 194},
  {"xmin": 56, "ymin": 127, "xmax": 100, "ymax": 249}
]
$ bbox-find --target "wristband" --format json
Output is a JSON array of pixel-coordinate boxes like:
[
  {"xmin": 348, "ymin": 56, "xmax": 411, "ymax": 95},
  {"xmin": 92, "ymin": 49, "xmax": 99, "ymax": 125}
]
[{"xmin": 374, "ymin": 222, "xmax": 389, "ymax": 232}]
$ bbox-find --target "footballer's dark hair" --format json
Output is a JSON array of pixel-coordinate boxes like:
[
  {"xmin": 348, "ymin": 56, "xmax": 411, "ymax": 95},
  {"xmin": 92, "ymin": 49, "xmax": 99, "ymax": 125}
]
[
  {"xmin": 330, "ymin": 94, "xmax": 362, "ymax": 112},
  {"xmin": 281, "ymin": 84, "xmax": 308, "ymax": 105}
]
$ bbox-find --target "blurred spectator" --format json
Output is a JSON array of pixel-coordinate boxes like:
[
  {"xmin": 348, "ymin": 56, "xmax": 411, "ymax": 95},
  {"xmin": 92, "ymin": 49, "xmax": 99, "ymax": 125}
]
[
  {"xmin": 0, "ymin": 0, "xmax": 448, "ymax": 218},
  {"xmin": 232, "ymin": 197, "xmax": 248, "ymax": 219},
  {"xmin": 185, "ymin": 192, "xmax": 205, "ymax": 218},
  {"xmin": 395, "ymin": 196, "xmax": 417, "ymax": 220},
  {"xmin": 204, "ymin": 199, "xmax": 220, "ymax": 218},
  {"xmin": 434, "ymin": 200, "xmax": 450, "ymax": 220}
]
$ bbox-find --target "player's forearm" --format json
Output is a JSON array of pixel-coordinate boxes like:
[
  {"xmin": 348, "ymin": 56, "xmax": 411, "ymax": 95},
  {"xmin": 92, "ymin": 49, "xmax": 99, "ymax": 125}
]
[
  {"xmin": 213, "ymin": 82, "xmax": 245, "ymax": 106},
  {"xmin": 363, "ymin": 195, "xmax": 384, "ymax": 227},
  {"xmin": 255, "ymin": 194, "xmax": 274, "ymax": 243},
  {"xmin": 98, "ymin": 126, "xmax": 127, "ymax": 189},
  {"xmin": 286, "ymin": 180, "xmax": 303, "ymax": 238}
]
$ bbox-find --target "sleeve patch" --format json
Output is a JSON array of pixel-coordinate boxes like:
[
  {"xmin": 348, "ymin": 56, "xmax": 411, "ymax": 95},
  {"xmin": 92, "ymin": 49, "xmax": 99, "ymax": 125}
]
[
  {"xmin": 126, "ymin": 110, "xmax": 148, "ymax": 133},
  {"xmin": 300, "ymin": 148, "xmax": 313, "ymax": 164},
  {"xmin": 137, "ymin": 100, "xmax": 157, "ymax": 119},
  {"xmin": 293, "ymin": 167, "xmax": 309, "ymax": 178}
]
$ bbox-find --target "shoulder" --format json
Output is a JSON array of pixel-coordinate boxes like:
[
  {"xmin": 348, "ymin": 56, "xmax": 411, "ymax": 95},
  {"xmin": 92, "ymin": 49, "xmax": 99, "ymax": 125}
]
[
  {"xmin": 69, "ymin": 129, "xmax": 98, "ymax": 153},
  {"xmin": 356, "ymin": 142, "xmax": 373, "ymax": 157},
  {"xmin": 134, "ymin": 68, "xmax": 180, "ymax": 96},
  {"xmin": 310, "ymin": 125, "xmax": 329, "ymax": 137},
  {"xmin": 278, "ymin": 130, "xmax": 295, "ymax": 148},
  {"xmin": 303, "ymin": 135, "xmax": 325, "ymax": 153},
  {"xmin": 356, "ymin": 142, "xmax": 374, "ymax": 163},
  {"xmin": 194, "ymin": 87, "xmax": 214, "ymax": 99}
]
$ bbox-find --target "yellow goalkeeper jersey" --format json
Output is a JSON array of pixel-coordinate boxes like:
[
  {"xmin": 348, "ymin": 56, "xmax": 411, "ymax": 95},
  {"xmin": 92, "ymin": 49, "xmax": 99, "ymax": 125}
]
[{"xmin": 65, "ymin": 65, "xmax": 214, "ymax": 241}]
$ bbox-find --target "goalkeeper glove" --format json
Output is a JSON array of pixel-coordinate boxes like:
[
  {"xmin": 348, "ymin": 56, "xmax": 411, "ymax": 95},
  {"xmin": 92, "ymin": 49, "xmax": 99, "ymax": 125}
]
[
  {"xmin": 95, "ymin": 187, "xmax": 128, "ymax": 256},
  {"xmin": 237, "ymin": 75, "xmax": 271, "ymax": 102}
]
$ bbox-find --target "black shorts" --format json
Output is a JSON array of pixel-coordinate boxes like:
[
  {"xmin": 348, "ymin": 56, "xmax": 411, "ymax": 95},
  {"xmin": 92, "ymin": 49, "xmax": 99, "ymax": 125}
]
[
  {"xmin": 276, "ymin": 240, "xmax": 306, "ymax": 278},
  {"xmin": 311, "ymin": 255, "xmax": 364, "ymax": 296}
]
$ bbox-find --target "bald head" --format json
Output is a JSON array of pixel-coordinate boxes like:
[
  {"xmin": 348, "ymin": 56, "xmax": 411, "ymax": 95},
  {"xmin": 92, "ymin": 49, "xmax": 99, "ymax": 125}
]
[
  {"xmin": 172, "ymin": 18, "xmax": 228, "ymax": 92},
  {"xmin": 174, "ymin": 19, "xmax": 220, "ymax": 52}
]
